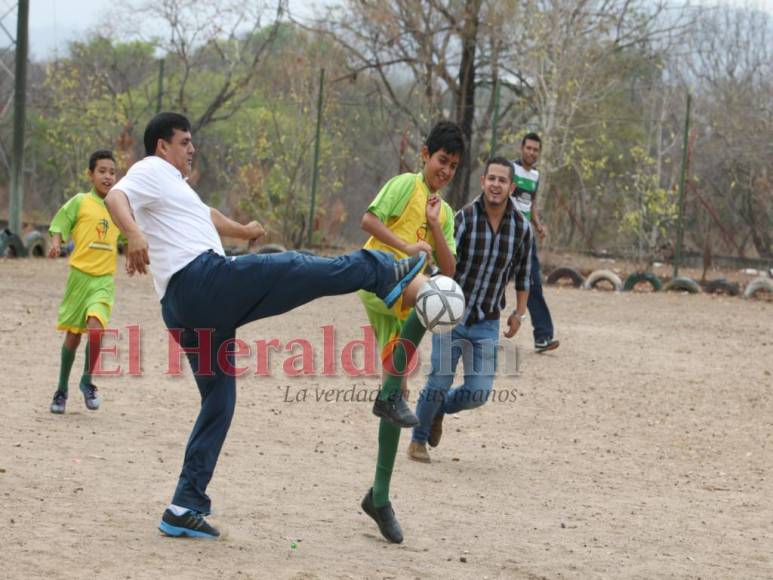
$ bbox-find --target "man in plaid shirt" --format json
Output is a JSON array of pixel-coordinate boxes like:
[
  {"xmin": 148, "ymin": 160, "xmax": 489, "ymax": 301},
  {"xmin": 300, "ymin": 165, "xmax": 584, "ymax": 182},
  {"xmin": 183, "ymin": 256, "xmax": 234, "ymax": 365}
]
[{"xmin": 409, "ymin": 156, "xmax": 532, "ymax": 462}]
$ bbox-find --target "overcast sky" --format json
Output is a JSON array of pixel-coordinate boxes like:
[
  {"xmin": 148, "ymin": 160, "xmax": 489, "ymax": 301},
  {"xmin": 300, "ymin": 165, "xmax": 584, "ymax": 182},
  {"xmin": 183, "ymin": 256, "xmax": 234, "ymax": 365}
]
[
  {"xmin": 21, "ymin": 0, "xmax": 773, "ymax": 60},
  {"xmin": 24, "ymin": 0, "xmax": 327, "ymax": 59}
]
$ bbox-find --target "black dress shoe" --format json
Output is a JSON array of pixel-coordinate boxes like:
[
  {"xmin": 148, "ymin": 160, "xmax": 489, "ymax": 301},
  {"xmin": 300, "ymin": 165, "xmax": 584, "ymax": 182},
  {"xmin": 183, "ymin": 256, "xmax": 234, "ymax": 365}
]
[
  {"xmin": 372, "ymin": 392, "xmax": 419, "ymax": 427},
  {"xmin": 361, "ymin": 488, "xmax": 403, "ymax": 543}
]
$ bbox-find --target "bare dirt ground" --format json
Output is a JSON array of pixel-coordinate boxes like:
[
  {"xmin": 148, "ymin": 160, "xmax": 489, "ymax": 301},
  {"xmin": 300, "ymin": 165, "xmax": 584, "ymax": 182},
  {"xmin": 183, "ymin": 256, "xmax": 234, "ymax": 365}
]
[{"xmin": 1, "ymin": 257, "xmax": 771, "ymax": 580}]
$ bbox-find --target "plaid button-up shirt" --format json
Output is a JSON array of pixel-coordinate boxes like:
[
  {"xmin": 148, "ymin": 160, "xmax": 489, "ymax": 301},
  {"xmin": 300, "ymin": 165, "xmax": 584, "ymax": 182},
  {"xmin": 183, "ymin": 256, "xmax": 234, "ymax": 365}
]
[{"xmin": 453, "ymin": 195, "xmax": 532, "ymax": 324}]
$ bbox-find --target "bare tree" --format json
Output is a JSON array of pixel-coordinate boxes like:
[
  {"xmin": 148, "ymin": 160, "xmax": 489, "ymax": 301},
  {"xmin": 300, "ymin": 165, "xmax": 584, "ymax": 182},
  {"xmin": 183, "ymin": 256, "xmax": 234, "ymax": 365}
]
[
  {"xmin": 308, "ymin": 0, "xmax": 499, "ymax": 208},
  {"xmin": 502, "ymin": 0, "xmax": 686, "ymax": 216},
  {"xmin": 113, "ymin": 0, "xmax": 287, "ymax": 133},
  {"xmin": 683, "ymin": 6, "xmax": 772, "ymax": 258}
]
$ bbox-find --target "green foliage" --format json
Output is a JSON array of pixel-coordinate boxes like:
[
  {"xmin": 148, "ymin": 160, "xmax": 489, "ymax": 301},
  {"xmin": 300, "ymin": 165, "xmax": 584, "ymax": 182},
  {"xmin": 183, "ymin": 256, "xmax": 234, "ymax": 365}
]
[
  {"xmin": 208, "ymin": 28, "xmax": 358, "ymax": 247},
  {"xmin": 616, "ymin": 146, "xmax": 677, "ymax": 258},
  {"xmin": 36, "ymin": 60, "xmax": 129, "ymax": 203}
]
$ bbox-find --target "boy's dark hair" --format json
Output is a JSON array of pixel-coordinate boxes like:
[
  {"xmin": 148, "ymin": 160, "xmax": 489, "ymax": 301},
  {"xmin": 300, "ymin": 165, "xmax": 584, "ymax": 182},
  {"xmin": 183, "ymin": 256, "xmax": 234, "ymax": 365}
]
[
  {"xmin": 484, "ymin": 156, "xmax": 514, "ymax": 182},
  {"xmin": 88, "ymin": 149, "xmax": 116, "ymax": 172},
  {"xmin": 143, "ymin": 112, "xmax": 192, "ymax": 156},
  {"xmin": 521, "ymin": 132, "xmax": 542, "ymax": 147},
  {"xmin": 425, "ymin": 120, "xmax": 465, "ymax": 157}
]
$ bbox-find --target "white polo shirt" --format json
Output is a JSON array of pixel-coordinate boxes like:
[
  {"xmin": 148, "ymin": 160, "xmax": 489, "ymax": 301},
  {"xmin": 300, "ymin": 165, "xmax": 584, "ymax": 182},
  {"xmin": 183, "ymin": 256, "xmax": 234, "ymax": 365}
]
[{"xmin": 112, "ymin": 156, "xmax": 224, "ymax": 299}]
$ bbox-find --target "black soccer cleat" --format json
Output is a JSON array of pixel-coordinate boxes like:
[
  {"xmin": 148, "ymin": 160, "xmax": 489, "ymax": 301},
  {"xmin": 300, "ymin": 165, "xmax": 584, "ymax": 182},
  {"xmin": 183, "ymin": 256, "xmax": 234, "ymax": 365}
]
[
  {"xmin": 50, "ymin": 390, "xmax": 67, "ymax": 414},
  {"xmin": 373, "ymin": 391, "xmax": 419, "ymax": 428},
  {"xmin": 361, "ymin": 488, "xmax": 403, "ymax": 544},
  {"xmin": 79, "ymin": 382, "xmax": 102, "ymax": 410}
]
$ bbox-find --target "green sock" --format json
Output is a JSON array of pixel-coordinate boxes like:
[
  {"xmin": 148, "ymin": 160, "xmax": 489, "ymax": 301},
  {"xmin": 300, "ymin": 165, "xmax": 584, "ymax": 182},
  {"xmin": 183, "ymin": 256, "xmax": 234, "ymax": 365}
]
[
  {"xmin": 373, "ymin": 310, "xmax": 427, "ymax": 507},
  {"xmin": 81, "ymin": 341, "xmax": 93, "ymax": 386},
  {"xmin": 378, "ymin": 311, "xmax": 426, "ymax": 400},
  {"xmin": 373, "ymin": 419, "xmax": 401, "ymax": 506},
  {"xmin": 57, "ymin": 345, "xmax": 77, "ymax": 394}
]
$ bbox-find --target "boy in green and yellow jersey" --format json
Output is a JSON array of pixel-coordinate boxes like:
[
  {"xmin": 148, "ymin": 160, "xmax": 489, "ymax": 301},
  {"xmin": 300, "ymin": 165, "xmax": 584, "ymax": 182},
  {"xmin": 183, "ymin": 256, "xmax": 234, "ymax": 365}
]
[
  {"xmin": 358, "ymin": 121, "xmax": 464, "ymax": 543},
  {"xmin": 359, "ymin": 121, "xmax": 462, "ymax": 373},
  {"xmin": 48, "ymin": 150, "xmax": 120, "ymax": 414}
]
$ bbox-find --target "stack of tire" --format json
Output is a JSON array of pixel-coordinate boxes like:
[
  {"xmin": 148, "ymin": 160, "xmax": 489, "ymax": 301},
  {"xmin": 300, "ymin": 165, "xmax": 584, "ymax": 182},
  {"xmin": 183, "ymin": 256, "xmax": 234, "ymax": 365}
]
[
  {"xmin": 0, "ymin": 229, "xmax": 48, "ymax": 258},
  {"xmin": 545, "ymin": 262, "xmax": 771, "ymax": 300}
]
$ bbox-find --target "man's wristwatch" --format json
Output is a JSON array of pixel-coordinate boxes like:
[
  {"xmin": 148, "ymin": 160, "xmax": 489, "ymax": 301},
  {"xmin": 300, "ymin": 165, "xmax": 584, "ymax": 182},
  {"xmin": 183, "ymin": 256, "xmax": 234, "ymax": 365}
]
[{"xmin": 513, "ymin": 312, "xmax": 527, "ymax": 323}]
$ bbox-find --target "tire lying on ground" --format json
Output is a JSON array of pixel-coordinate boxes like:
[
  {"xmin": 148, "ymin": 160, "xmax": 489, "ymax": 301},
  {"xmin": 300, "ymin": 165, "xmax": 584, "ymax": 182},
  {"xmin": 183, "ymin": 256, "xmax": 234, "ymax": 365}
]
[
  {"xmin": 703, "ymin": 278, "xmax": 740, "ymax": 297},
  {"xmin": 23, "ymin": 230, "xmax": 47, "ymax": 257},
  {"xmin": 623, "ymin": 272, "xmax": 662, "ymax": 292},
  {"xmin": 546, "ymin": 266, "xmax": 584, "ymax": 288},
  {"xmin": 663, "ymin": 276, "xmax": 701, "ymax": 294},
  {"xmin": 744, "ymin": 277, "xmax": 773, "ymax": 299},
  {"xmin": 0, "ymin": 229, "xmax": 26, "ymax": 257},
  {"xmin": 257, "ymin": 243, "xmax": 287, "ymax": 254},
  {"xmin": 582, "ymin": 269, "xmax": 623, "ymax": 292}
]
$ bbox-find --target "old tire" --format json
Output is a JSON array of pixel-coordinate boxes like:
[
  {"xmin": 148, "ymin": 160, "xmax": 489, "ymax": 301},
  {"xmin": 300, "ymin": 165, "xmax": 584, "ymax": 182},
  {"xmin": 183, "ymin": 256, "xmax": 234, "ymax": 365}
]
[
  {"xmin": 582, "ymin": 269, "xmax": 623, "ymax": 292},
  {"xmin": 0, "ymin": 229, "xmax": 26, "ymax": 257},
  {"xmin": 24, "ymin": 230, "xmax": 47, "ymax": 257},
  {"xmin": 546, "ymin": 266, "xmax": 584, "ymax": 288},
  {"xmin": 744, "ymin": 277, "xmax": 773, "ymax": 299},
  {"xmin": 703, "ymin": 278, "xmax": 740, "ymax": 297},
  {"xmin": 623, "ymin": 272, "xmax": 662, "ymax": 292},
  {"xmin": 663, "ymin": 276, "xmax": 701, "ymax": 294},
  {"xmin": 257, "ymin": 243, "xmax": 287, "ymax": 254}
]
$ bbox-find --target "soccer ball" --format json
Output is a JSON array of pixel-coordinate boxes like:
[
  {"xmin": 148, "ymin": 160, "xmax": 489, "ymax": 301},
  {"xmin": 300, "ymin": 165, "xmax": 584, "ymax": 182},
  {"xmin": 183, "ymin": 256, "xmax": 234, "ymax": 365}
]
[{"xmin": 414, "ymin": 275, "xmax": 466, "ymax": 333}]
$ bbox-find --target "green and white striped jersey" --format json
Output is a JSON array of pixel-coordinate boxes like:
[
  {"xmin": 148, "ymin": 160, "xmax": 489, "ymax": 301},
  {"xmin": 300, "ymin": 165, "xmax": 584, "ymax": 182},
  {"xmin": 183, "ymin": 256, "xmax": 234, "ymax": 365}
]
[{"xmin": 511, "ymin": 159, "xmax": 539, "ymax": 221}]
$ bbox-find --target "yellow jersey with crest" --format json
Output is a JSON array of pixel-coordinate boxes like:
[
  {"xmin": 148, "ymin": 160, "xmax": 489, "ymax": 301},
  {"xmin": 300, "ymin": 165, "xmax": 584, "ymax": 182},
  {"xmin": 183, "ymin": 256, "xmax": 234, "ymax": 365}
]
[
  {"xmin": 360, "ymin": 172, "xmax": 456, "ymax": 330},
  {"xmin": 49, "ymin": 191, "xmax": 121, "ymax": 276},
  {"xmin": 363, "ymin": 172, "xmax": 455, "ymax": 260}
]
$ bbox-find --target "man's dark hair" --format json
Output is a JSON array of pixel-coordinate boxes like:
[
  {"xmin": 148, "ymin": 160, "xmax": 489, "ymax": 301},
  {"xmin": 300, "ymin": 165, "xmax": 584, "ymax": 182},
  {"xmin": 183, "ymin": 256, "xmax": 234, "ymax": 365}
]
[
  {"xmin": 521, "ymin": 132, "xmax": 542, "ymax": 148},
  {"xmin": 484, "ymin": 156, "xmax": 514, "ymax": 182},
  {"xmin": 143, "ymin": 112, "xmax": 192, "ymax": 156},
  {"xmin": 425, "ymin": 120, "xmax": 465, "ymax": 157},
  {"xmin": 88, "ymin": 149, "xmax": 116, "ymax": 172}
]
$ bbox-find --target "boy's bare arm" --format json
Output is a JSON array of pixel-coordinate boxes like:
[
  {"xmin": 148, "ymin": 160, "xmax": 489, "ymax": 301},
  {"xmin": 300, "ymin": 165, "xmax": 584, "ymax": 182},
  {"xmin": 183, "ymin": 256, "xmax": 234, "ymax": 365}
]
[
  {"xmin": 48, "ymin": 233, "xmax": 63, "ymax": 258},
  {"xmin": 426, "ymin": 196, "xmax": 455, "ymax": 276},
  {"xmin": 429, "ymin": 225, "xmax": 455, "ymax": 276},
  {"xmin": 361, "ymin": 211, "xmax": 432, "ymax": 257}
]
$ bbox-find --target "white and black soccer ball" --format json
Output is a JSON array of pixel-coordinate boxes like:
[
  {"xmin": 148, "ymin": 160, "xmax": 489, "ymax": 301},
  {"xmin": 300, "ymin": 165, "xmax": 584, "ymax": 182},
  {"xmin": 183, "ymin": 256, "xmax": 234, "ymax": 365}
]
[{"xmin": 415, "ymin": 275, "xmax": 466, "ymax": 333}]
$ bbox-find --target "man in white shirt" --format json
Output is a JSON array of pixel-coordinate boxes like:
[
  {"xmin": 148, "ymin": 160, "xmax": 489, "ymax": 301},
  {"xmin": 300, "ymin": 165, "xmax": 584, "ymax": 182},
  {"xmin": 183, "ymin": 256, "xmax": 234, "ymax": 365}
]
[{"xmin": 105, "ymin": 112, "xmax": 428, "ymax": 539}]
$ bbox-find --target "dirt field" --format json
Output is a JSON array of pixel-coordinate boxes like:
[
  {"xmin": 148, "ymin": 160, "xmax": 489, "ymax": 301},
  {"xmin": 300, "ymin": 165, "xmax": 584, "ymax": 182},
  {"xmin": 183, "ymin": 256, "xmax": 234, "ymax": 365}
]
[{"xmin": 2, "ymin": 257, "xmax": 771, "ymax": 579}]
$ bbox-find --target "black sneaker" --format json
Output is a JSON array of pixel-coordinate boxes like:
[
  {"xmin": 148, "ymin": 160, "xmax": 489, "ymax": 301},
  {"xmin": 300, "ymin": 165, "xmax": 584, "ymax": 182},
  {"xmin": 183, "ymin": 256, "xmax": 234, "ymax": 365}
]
[
  {"xmin": 535, "ymin": 338, "xmax": 560, "ymax": 353},
  {"xmin": 50, "ymin": 390, "xmax": 67, "ymax": 414},
  {"xmin": 382, "ymin": 252, "xmax": 427, "ymax": 308},
  {"xmin": 373, "ymin": 392, "xmax": 419, "ymax": 428},
  {"xmin": 159, "ymin": 508, "xmax": 220, "ymax": 539},
  {"xmin": 361, "ymin": 488, "xmax": 403, "ymax": 544},
  {"xmin": 79, "ymin": 382, "xmax": 101, "ymax": 410}
]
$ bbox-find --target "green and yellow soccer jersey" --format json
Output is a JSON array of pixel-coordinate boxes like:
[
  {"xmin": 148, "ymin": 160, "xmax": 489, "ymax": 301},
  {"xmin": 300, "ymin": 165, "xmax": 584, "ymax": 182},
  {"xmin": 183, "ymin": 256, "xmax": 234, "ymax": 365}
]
[
  {"xmin": 49, "ymin": 191, "xmax": 120, "ymax": 276},
  {"xmin": 363, "ymin": 172, "xmax": 456, "ymax": 262}
]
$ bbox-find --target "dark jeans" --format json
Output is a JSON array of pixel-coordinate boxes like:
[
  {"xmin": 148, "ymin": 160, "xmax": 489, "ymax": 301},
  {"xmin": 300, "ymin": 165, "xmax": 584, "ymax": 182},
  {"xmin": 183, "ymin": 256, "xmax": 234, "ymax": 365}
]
[
  {"xmin": 527, "ymin": 238, "xmax": 554, "ymax": 342},
  {"xmin": 160, "ymin": 249, "xmax": 397, "ymax": 514}
]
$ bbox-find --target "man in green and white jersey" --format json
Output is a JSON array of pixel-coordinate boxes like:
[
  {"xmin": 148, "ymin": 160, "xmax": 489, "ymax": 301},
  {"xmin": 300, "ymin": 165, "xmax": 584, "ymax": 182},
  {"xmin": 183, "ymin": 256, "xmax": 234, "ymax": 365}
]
[{"xmin": 512, "ymin": 133, "xmax": 559, "ymax": 352}]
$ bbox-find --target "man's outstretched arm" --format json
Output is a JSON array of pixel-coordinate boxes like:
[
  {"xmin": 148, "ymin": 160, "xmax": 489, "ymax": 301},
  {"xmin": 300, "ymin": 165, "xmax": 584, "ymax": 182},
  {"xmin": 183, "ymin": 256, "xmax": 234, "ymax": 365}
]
[
  {"xmin": 105, "ymin": 189, "xmax": 150, "ymax": 275},
  {"xmin": 210, "ymin": 208, "xmax": 266, "ymax": 242}
]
